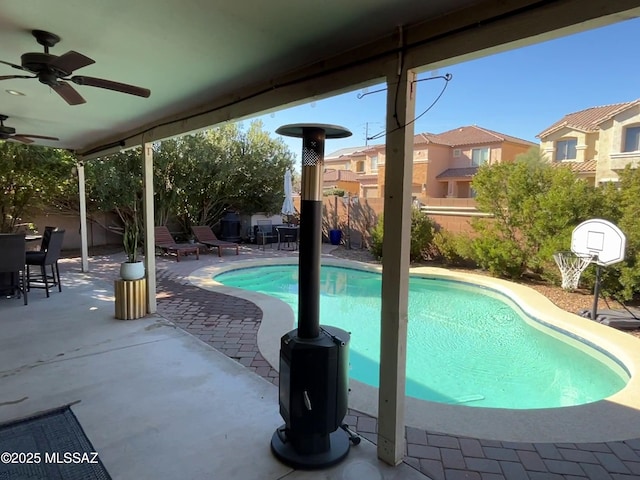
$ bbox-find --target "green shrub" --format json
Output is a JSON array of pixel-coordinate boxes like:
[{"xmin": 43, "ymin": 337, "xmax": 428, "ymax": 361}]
[
  {"xmin": 471, "ymin": 237, "xmax": 527, "ymax": 278},
  {"xmin": 370, "ymin": 214, "xmax": 384, "ymax": 260},
  {"xmin": 368, "ymin": 209, "xmax": 437, "ymax": 262},
  {"xmin": 470, "ymin": 159, "xmax": 618, "ymax": 280},
  {"xmin": 469, "ymin": 222, "xmax": 526, "ymax": 278},
  {"xmin": 323, "ymin": 189, "xmax": 345, "ymax": 197},
  {"xmin": 410, "ymin": 209, "xmax": 436, "ymax": 260},
  {"xmin": 432, "ymin": 230, "xmax": 475, "ymax": 266}
]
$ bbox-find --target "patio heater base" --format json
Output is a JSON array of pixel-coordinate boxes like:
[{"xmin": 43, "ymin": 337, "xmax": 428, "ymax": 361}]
[{"xmin": 270, "ymin": 426, "xmax": 350, "ymax": 469}]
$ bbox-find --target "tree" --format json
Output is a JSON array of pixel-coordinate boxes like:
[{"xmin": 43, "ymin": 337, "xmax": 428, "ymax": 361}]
[
  {"xmin": 513, "ymin": 145, "xmax": 550, "ymax": 165},
  {"xmin": 151, "ymin": 138, "xmax": 185, "ymax": 227},
  {"xmin": 222, "ymin": 121, "xmax": 295, "ymax": 215},
  {"xmin": 152, "ymin": 122, "xmax": 295, "ymax": 233},
  {"xmin": 85, "ymin": 121, "xmax": 295, "ymax": 237},
  {"xmin": 470, "ymin": 160, "xmax": 606, "ymax": 278},
  {"xmin": 168, "ymin": 129, "xmax": 235, "ymax": 231},
  {"xmin": 84, "ymin": 149, "xmax": 144, "ymax": 248},
  {"xmin": 0, "ymin": 142, "xmax": 76, "ymax": 233},
  {"xmin": 614, "ymin": 166, "xmax": 640, "ymax": 300}
]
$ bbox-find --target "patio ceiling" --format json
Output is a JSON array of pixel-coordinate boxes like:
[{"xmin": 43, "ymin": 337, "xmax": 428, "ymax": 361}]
[{"xmin": 1, "ymin": 0, "xmax": 639, "ymax": 158}]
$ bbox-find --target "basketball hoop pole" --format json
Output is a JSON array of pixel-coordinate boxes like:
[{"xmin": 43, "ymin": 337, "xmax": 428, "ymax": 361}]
[{"xmin": 591, "ymin": 259, "xmax": 602, "ymax": 322}]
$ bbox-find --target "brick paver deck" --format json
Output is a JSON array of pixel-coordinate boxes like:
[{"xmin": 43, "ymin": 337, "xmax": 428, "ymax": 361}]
[{"xmin": 153, "ymin": 251, "xmax": 640, "ymax": 480}]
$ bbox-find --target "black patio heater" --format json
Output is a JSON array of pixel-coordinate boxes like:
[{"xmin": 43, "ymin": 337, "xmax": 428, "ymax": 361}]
[{"xmin": 271, "ymin": 124, "xmax": 359, "ymax": 469}]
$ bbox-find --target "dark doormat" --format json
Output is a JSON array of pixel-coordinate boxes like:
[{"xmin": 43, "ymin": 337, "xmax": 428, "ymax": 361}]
[{"xmin": 0, "ymin": 405, "xmax": 111, "ymax": 480}]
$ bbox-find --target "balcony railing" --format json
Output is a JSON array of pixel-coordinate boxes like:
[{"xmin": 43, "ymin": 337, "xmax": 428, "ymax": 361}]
[{"xmin": 609, "ymin": 151, "xmax": 640, "ymax": 171}]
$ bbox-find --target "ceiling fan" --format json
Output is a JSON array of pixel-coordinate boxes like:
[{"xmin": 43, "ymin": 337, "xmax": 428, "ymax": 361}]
[
  {"xmin": 0, "ymin": 114, "xmax": 59, "ymax": 144},
  {"xmin": 0, "ymin": 29, "xmax": 150, "ymax": 105}
]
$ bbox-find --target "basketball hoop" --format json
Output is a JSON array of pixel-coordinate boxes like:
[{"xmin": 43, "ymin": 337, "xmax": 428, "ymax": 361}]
[
  {"xmin": 553, "ymin": 251, "xmax": 594, "ymax": 291},
  {"xmin": 568, "ymin": 219, "xmax": 627, "ymax": 318}
]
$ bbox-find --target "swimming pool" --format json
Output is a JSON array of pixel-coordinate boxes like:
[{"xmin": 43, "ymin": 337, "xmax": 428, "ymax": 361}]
[{"xmin": 214, "ymin": 264, "xmax": 628, "ymax": 409}]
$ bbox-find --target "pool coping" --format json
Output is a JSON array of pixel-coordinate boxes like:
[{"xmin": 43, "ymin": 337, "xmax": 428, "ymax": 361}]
[{"xmin": 188, "ymin": 257, "xmax": 640, "ymax": 443}]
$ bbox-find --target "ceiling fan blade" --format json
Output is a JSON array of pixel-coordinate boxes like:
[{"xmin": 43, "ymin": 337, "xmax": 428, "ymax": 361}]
[
  {"xmin": 0, "ymin": 59, "xmax": 28, "ymax": 72},
  {"xmin": 70, "ymin": 75, "xmax": 150, "ymax": 98},
  {"xmin": 51, "ymin": 51, "xmax": 95, "ymax": 73},
  {"xmin": 16, "ymin": 134, "xmax": 60, "ymax": 141},
  {"xmin": 9, "ymin": 135, "xmax": 34, "ymax": 144},
  {"xmin": 51, "ymin": 81, "xmax": 86, "ymax": 105},
  {"xmin": 0, "ymin": 75, "xmax": 35, "ymax": 80}
]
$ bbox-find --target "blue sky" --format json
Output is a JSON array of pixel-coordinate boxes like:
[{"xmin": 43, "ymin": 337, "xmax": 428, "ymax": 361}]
[{"xmin": 242, "ymin": 17, "xmax": 640, "ymax": 164}]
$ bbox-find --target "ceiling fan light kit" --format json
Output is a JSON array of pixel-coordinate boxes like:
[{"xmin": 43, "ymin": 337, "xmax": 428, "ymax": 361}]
[{"xmin": 0, "ymin": 29, "xmax": 150, "ymax": 106}]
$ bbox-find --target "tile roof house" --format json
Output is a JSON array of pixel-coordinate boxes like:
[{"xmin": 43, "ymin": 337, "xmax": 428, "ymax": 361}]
[
  {"xmin": 322, "ymin": 168, "xmax": 360, "ymax": 196},
  {"xmin": 324, "ymin": 125, "xmax": 536, "ymax": 199},
  {"xmin": 537, "ymin": 99, "xmax": 640, "ymax": 184},
  {"xmin": 324, "ymin": 144, "xmax": 383, "ymax": 198}
]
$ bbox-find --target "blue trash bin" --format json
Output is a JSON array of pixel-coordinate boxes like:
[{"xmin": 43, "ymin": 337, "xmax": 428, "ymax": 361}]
[{"xmin": 329, "ymin": 229, "xmax": 342, "ymax": 245}]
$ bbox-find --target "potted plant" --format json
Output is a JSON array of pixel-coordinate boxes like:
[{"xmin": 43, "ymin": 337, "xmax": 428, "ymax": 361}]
[{"xmin": 120, "ymin": 220, "xmax": 145, "ymax": 280}]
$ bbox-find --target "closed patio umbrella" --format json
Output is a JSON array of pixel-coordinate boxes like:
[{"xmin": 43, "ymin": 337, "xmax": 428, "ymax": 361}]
[{"xmin": 281, "ymin": 170, "xmax": 295, "ymax": 224}]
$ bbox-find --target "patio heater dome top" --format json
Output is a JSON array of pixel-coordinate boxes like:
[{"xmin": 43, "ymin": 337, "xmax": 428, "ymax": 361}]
[{"xmin": 276, "ymin": 123, "xmax": 352, "ymax": 139}]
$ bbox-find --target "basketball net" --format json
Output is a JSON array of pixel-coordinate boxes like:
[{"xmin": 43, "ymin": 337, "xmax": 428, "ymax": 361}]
[{"xmin": 553, "ymin": 252, "xmax": 594, "ymax": 291}]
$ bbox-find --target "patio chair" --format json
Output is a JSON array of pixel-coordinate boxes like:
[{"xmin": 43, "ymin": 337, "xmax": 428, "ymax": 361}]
[
  {"xmin": 191, "ymin": 226, "xmax": 239, "ymax": 257},
  {"xmin": 256, "ymin": 220, "xmax": 275, "ymax": 250},
  {"xmin": 26, "ymin": 229, "xmax": 65, "ymax": 298},
  {"xmin": 26, "ymin": 225, "xmax": 56, "ymax": 256},
  {"xmin": 154, "ymin": 226, "xmax": 200, "ymax": 262},
  {"xmin": 38, "ymin": 226, "xmax": 56, "ymax": 251},
  {"xmin": 0, "ymin": 234, "xmax": 28, "ymax": 305}
]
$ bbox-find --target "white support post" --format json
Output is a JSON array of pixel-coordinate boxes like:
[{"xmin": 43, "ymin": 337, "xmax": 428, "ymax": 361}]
[
  {"xmin": 77, "ymin": 160, "xmax": 89, "ymax": 272},
  {"xmin": 377, "ymin": 66, "xmax": 417, "ymax": 465},
  {"xmin": 142, "ymin": 142, "xmax": 157, "ymax": 314}
]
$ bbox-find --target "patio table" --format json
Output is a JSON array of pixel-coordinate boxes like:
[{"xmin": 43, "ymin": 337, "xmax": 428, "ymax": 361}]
[
  {"xmin": 275, "ymin": 226, "xmax": 298, "ymax": 251},
  {"xmin": 0, "ymin": 234, "xmax": 43, "ymax": 294},
  {"xmin": 25, "ymin": 234, "xmax": 43, "ymax": 251},
  {"xmin": 0, "ymin": 233, "xmax": 27, "ymax": 300}
]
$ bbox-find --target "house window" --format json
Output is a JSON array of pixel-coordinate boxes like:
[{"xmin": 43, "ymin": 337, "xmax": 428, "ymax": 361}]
[
  {"xmin": 370, "ymin": 155, "xmax": 378, "ymax": 172},
  {"xmin": 355, "ymin": 161, "xmax": 365, "ymax": 173},
  {"xmin": 345, "ymin": 162, "xmax": 351, "ymax": 170},
  {"xmin": 624, "ymin": 126, "xmax": 640, "ymax": 152},
  {"xmin": 453, "ymin": 148, "xmax": 461, "ymax": 158},
  {"xmin": 471, "ymin": 148, "xmax": 489, "ymax": 166},
  {"xmin": 556, "ymin": 138, "xmax": 577, "ymax": 161}
]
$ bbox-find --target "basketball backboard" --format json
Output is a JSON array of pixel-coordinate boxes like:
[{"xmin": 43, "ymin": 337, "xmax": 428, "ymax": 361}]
[{"xmin": 571, "ymin": 218, "xmax": 626, "ymax": 266}]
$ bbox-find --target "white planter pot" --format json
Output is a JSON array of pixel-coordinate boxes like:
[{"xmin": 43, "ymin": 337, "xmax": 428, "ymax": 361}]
[{"xmin": 120, "ymin": 261, "xmax": 145, "ymax": 280}]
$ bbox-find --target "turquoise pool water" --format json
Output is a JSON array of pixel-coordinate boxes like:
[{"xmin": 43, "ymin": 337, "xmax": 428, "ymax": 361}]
[{"xmin": 214, "ymin": 265, "xmax": 628, "ymax": 409}]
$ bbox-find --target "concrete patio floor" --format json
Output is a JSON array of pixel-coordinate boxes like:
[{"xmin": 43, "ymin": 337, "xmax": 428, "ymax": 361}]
[
  {"xmin": 2, "ymin": 243, "xmax": 640, "ymax": 479},
  {"xmin": 0, "ymin": 245, "xmax": 426, "ymax": 480}
]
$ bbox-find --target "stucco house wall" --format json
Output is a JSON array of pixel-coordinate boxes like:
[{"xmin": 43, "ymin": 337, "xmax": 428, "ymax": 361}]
[
  {"xmin": 501, "ymin": 141, "xmax": 534, "ymax": 163},
  {"xmin": 328, "ymin": 126, "xmax": 534, "ymax": 200},
  {"xmin": 540, "ymin": 127, "xmax": 591, "ymax": 163},
  {"xmin": 538, "ymin": 100, "xmax": 640, "ymax": 185},
  {"xmin": 424, "ymin": 145, "xmax": 452, "ymax": 197},
  {"xmin": 25, "ymin": 211, "xmax": 122, "ymax": 251},
  {"xmin": 596, "ymin": 118, "xmax": 616, "ymax": 181},
  {"xmin": 605, "ymin": 105, "xmax": 640, "ymax": 175}
]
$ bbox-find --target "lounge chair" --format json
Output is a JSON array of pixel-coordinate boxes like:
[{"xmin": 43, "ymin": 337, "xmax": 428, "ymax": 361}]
[
  {"xmin": 154, "ymin": 226, "xmax": 200, "ymax": 262},
  {"xmin": 191, "ymin": 226, "xmax": 239, "ymax": 257}
]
